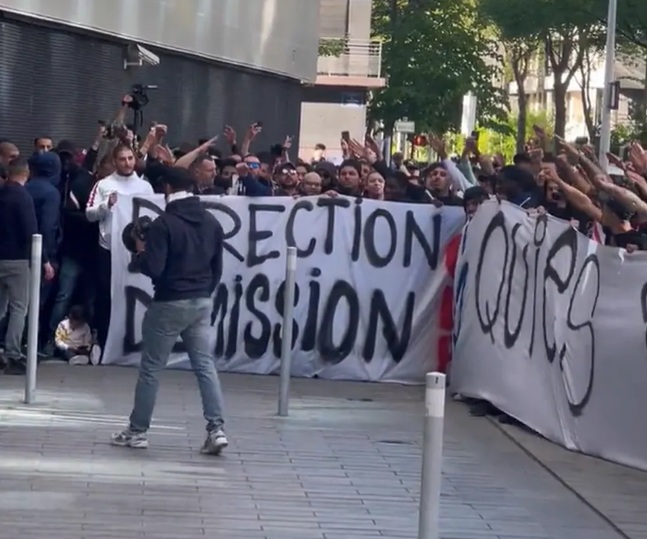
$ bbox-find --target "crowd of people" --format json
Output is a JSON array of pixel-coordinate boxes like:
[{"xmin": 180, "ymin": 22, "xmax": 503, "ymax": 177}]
[{"xmin": 1, "ymin": 92, "xmax": 646, "ymax": 376}]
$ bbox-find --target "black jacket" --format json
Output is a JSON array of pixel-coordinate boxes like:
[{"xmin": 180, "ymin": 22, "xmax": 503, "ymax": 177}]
[
  {"xmin": 0, "ymin": 181, "xmax": 38, "ymax": 261},
  {"xmin": 138, "ymin": 195, "xmax": 223, "ymax": 302},
  {"xmin": 60, "ymin": 167, "xmax": 99, "ymax": 264}
]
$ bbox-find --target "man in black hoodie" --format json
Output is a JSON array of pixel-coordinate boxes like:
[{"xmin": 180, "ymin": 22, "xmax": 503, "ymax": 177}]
[{"xmin": 111, "ymin": 166, "xmax": 228, "ymax": 456}]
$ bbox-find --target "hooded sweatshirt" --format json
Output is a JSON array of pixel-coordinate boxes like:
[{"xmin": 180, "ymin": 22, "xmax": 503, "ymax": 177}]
[
  {"xmin": 86, "ymin": 171, "xmax": 154, "ymax": 250},
  {"xmin": 26, "ymin": 152, "xmax": 62, "ymax": 264},
  {"xmin": 137, "ymin": 192, "xmax": 224, "ymax": 302}
]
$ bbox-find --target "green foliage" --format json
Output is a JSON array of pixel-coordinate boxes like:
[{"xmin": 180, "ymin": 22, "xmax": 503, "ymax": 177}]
[
  {"xmin": 480, "ymin": 0, "xmax": 599, "ymax": 40},
  {"xmin": 368, "ymin": 0, "xmax": 507, "ymax": 134},
  {"xmin": 591, "ymin": 0, "xmax": 647, "ymax": 51},
  {"xmin": 318, "ymin": 39, "xmax": 347, "ymax": 58},
  {"xmin": 611, "ymin": 123, "xmax": 635, "ymax": 149},
  {"xmin": 470, "ymin": 110, "xmax": 556, "ymax": 162},
  {"xmin": 611, "ymin": 111, "xmax": 647, "ymax": 152}
]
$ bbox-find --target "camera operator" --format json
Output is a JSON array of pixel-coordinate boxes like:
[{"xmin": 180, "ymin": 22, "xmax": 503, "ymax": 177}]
[
  {"xmin": 86, "ymin": 144, "xmax": 154, "ymax": 351},
  {"xmin": 111, "ymin": 166, "xmax": 228, "ymax": 455}
]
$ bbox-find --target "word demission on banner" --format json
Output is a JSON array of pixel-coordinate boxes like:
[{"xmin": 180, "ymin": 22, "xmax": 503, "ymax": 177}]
[{"xmin": 104, "ymin": 195, "xmax": 465, "ymax": 383}]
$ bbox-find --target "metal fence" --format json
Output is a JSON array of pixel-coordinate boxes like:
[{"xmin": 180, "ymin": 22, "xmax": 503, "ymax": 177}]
[{"xmin": 317, "ymin": 38, "xmax": 383, "ymax": 80}]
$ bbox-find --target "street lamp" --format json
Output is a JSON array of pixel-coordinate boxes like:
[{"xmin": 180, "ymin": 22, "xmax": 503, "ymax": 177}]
[{"xmin": 598, "ymin": 0, "xmax": 618, "ymax": 172}]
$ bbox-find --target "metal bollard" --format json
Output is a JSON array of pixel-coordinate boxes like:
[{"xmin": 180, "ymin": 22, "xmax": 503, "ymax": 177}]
[
  {"xmin": 418, "ymin": 372, "xmax": 446, "ymax": 539},
  {"xmin": 278, "ymin": 246, "xmax": 297, "ymax": 417},
  {"xmin": 25, "ymin": 234, "xmax": 43, "ymax": 404}
]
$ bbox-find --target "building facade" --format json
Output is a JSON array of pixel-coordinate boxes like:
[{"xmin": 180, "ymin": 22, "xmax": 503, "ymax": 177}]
[
  {"xmin": 298, "ymin": 0, "xmax": 386, "ymax": 162},
  {"xmin": 0, "ymin": 0, "xmax": 319, "ymax": 151}
]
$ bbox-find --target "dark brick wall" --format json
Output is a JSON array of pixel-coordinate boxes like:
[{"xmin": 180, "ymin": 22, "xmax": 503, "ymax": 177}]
[{"xmin": 0, "ymin": 12, "xmax": 302, "ymax": 153}]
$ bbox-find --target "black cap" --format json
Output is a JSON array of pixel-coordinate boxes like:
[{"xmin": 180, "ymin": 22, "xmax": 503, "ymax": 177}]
[
  {"xmin": 55, "ymin": 140, "xmax": 76, "ymax": 155},
  {"xmin": 274, "ymin": 162, "xmax": 296, "ymax": 174}
]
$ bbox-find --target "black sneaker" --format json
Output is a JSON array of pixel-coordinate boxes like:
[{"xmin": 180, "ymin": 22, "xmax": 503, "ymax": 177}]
[{"xmin": 4, "ymin": 358, "xmax": 26, "ymax": 375}]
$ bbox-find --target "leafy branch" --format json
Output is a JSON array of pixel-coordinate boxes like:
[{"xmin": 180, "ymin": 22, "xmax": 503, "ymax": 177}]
[{"xmin": 318, "ymin": 38, "xmax": 348, "ymax": 57}]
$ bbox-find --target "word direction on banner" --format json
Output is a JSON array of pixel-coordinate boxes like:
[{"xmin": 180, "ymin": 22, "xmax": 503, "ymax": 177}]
[{"xmin": 106, "ymin": 195, "xmax": 465, "ymax": 384}]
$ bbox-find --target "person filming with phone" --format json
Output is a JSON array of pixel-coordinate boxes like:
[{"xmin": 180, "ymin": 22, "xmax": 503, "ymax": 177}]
[{"xmin": 111, "ymin": 166, "xmax": 228, "ymax": 455}]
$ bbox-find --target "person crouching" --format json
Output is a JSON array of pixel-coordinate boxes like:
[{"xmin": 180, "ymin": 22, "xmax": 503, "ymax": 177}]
[{"xmin": 54, "ymin": 306, "xmax": 100, "ymax": 366}]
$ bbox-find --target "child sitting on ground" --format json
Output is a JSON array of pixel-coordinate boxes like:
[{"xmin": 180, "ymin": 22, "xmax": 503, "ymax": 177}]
[{"xmin": 54, "ymin": 306, "xmax": 100, "ymax": 366}]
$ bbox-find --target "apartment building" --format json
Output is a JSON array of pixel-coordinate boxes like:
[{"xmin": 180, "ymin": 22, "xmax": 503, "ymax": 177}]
[{"xmin": 298, "ymin": 0, "xmax": 386, "ymax": 162}]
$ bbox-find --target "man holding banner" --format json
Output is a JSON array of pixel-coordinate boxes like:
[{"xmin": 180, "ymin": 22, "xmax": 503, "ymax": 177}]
[{"xmin": 111, "ymin": 166, "xmax": 228, "ymax": 455}]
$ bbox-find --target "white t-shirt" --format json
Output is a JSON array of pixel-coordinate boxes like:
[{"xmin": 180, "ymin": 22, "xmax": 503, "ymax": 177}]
[{"xmin": 86, "ymin": 172, "xmax": 154, "ymax": 250}]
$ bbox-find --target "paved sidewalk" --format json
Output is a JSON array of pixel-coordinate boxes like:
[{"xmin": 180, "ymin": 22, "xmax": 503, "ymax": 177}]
[{"xmin": 0, "ymin": 365, "xmax": 645, "ymax": 539}]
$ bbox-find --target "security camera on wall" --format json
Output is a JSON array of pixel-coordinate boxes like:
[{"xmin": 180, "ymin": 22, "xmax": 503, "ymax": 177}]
[{"xmin": 124, "ymin": 43, "xmax": 160, "ymax": 69}]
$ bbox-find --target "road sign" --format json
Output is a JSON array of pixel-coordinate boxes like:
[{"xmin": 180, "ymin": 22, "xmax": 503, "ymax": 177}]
[{"xmin": 395, "ymin": 120, "xmax": 416, "ymax": 134}]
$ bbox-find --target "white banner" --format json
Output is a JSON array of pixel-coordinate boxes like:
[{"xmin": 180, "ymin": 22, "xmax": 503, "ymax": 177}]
[
  {"xmin": 104, "ymin": 195, "xmax": 465, "ymax": 383},
  {"xmin": 452, "ymin": 200, "xmax": 647, "ymax": 470}
]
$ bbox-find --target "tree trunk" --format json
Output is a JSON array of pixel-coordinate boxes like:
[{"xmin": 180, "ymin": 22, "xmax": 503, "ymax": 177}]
[
  {"xmin": 516, "ymin": 93, "xmax": 528, "ymax": 154},
  {"xmin": 510, "ymin": 44, "xmax": 531, "ymax": 154},
  {"xmin": 554, "ymin": 80, "xmax": 568, "ymax": 138},
  {"xmin": 579, "ymin": 53, "xmax": 595, "ymax": 142},
  {"xmin": 580, "ymin": 84, "xmax": 595, "ymax": 142}
]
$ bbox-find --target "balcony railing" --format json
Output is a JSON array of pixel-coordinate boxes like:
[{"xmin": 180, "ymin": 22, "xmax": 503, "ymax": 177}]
[{"xmin": 317, "ymin": 38, "xmax": 383, "ymax": 80}]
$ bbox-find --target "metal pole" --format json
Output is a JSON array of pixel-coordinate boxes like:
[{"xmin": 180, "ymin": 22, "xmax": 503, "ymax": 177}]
[
  {"xmin": 598, "ymin": 0, "xmax": 618, "ymax": 172},
  {"xmin": 25, "ymin": 234, "xmax": 43, "ymax": 404},
  {"xmin": 278, "ymin": 246, "xmax": 297, "ymax": 417},
  {"xmin": 418, "ymin": 372, "xmax": 446, "ymax": 539}
]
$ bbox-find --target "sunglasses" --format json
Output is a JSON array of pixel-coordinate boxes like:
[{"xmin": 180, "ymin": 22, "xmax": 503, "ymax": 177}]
[
  {"xmin": 278, "ymin": 168, "xmax": 297, "ymax": 175},
  {"xmin": 246, "ymin": 162, "xmax": 260, "ymax": 169}
]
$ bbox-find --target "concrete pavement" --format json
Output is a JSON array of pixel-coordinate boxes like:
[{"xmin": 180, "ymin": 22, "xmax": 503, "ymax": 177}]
[{"xmin": 0, "ymin": 364, "xmax": 645, "ymax": 539}]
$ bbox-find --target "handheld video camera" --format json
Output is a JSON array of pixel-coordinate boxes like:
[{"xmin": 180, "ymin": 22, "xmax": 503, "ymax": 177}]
[
  {"xmin": 121, "ymin": 216, "xmax": 154, "ymax": 253},
  {"xmin": 127, "ymin": 84, "xmax": 158, "ymax": 111}
]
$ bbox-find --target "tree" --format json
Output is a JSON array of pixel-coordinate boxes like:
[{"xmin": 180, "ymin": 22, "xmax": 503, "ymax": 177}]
[
  {"xmin": 505, "ymin": 40, "xmax": 537, "ymax": 153},
  {"xmin": 480, "ymin": 0, "xmax": 539, "ymax": 152},
  {"xmin": 577, "ymin": 38, "xmax": 598, "ymax": 142},
  {"xmin": 594, "ymin": 0, "xmax": 647, "ymax": 51},
  {"xmin": 480, "ymin": 0, "xmax": 602, "ymax": 137},
  {"xmin": 369, "ymin": 0, "xmax": 507, "ymax": 135}
]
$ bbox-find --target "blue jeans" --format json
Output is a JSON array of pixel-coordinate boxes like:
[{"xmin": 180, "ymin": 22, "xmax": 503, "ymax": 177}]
[
  {"xmin": 49, "ymin": 257, "xmax": 95, "ymax": 335},
  {"xmin": 129, "ymin": 297, "xmax": 225, "ymax": 434}
]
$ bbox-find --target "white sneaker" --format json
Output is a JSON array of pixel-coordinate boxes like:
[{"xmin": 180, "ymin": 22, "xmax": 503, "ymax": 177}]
[
  {"xmin": 69, "ymin": 354, "xmax": 89, "ymax": 366},
  {"xmin": 200, "ymin": 429, "xmax": 228, "ymax": 455},
  {"xmin": 89, "ymin": 345, "xmax": 101, "ymax": 366},
  {"xmin": 111, "ymin": 428, "xmax": 149, "ymax": 449}
]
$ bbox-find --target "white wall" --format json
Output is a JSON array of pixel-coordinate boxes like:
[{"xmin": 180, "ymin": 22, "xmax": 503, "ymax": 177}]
[
  {"xmin": 299, "ymin": 102, "xmax": 367, "ymax": 162},
  {"xmin": 0, "ymin": 0, "xmax": 320, "ymax": 82}
]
